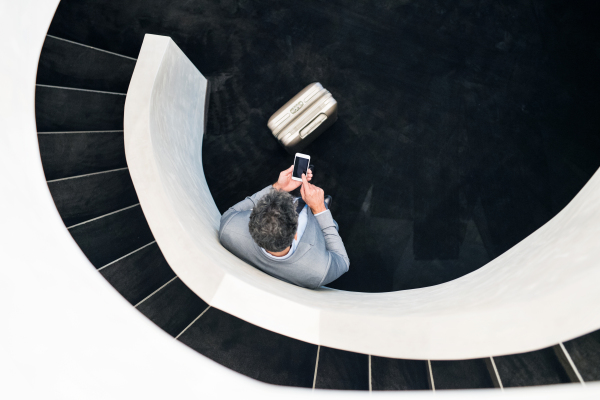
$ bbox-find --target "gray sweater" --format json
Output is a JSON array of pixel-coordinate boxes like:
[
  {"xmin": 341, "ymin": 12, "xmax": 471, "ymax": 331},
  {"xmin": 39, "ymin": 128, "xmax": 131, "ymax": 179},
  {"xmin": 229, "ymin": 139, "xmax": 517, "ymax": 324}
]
[{"xmin": 219, "ymin": 186, "xmax": 350, "ymax": 289}]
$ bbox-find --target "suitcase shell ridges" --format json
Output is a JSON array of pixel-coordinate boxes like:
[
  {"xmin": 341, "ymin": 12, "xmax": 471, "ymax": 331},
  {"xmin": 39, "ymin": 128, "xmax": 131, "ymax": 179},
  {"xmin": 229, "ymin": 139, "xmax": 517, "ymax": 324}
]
[
  {"xmin": 277, "ymin": 93, "xmax": 334, "ymax": 140},
  {"xmin": 268, "ymin": 82, "xmax": 338, "ymax": 154},
  {"xmin": 268, "ymin": 83, "xmax": 324, "ymax": 130}
]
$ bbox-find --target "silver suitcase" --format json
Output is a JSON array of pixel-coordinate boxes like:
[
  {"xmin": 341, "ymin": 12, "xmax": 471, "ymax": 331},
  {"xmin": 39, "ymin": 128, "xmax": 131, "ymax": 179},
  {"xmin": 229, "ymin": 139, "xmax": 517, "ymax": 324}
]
[{"xmin": 268, "ymin": 82, "xmax": 338, "ymax": 154}]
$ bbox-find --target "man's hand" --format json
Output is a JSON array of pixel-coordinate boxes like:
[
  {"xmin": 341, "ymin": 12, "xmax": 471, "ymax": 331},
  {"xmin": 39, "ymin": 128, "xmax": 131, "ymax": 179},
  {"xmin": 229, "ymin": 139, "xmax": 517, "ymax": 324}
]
[
  {"xmin": 300, "ymin": 173, "xmax": 327, "ymax": 214},
  {"xmin": 273, "ymin": 165, "xmax": 313, "ymax": 192}
]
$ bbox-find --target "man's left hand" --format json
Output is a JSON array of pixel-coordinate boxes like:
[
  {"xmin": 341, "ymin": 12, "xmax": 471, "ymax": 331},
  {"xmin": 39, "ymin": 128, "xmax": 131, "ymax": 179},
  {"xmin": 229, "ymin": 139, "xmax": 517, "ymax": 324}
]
[{"xmin": 273, "ymin": 165, "xmax": 313, "ymax": 192}]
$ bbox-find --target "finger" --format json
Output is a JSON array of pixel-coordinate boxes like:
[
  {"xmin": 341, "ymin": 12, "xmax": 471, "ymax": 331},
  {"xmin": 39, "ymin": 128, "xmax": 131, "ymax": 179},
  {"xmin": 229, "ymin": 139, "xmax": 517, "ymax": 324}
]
[
  {"xmin": 301, "ymin": 173, "xmax": 311, "ymax": 189},
  {"xmin": 286, "ymin": 165, "xmax": 294, "ymax": 172}
]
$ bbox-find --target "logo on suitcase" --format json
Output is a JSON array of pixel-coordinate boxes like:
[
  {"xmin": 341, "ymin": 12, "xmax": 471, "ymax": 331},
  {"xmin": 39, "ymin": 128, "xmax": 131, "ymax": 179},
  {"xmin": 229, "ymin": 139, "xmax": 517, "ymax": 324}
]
[{"xmin": 290, "ymin": 101, "xmax": 304, "ymax": 114}]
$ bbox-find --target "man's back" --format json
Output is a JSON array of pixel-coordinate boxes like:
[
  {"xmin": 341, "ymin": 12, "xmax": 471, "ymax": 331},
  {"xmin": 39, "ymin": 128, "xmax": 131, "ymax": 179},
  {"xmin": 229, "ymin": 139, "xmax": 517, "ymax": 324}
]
[{"xmin": 219, "ymin": 185, "xmax": 349, "ymax": 289}]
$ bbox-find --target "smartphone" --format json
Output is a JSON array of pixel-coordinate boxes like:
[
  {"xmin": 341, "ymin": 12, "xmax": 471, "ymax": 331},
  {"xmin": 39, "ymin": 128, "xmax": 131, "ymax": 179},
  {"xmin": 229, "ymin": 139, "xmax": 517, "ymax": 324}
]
[{"xmin": 292, "ymin": 153, "xmax": 311, "ymax": 182}]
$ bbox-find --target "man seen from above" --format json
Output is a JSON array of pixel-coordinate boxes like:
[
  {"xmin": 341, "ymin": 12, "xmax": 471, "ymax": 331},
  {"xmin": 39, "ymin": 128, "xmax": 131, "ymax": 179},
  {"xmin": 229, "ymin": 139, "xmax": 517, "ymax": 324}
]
[{"xmin": 218, "ymin": 166, "xmax": 349, "ymax": 289}]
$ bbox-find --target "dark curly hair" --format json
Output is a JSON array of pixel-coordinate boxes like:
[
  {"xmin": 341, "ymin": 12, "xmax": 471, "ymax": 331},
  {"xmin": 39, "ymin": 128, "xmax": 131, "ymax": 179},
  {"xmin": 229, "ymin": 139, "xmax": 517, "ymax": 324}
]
[{"xmin": 249, "ymin": 190, "xmax": 298, "ymax": 252}]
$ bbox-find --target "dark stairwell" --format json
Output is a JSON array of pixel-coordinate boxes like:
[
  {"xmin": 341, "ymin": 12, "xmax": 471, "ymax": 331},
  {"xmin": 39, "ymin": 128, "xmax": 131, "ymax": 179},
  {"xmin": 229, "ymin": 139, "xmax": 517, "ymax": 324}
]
[{"xmin": 35, "ymin": 0, "xmax": 600, "ymax": 392}]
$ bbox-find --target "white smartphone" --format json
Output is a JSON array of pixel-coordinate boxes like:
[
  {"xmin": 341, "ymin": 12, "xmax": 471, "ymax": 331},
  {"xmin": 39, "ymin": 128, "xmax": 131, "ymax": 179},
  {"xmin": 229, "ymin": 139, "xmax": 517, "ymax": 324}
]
[{"xmin": 292, "ymin": 153, "xmax": 311, "ymax": 182}]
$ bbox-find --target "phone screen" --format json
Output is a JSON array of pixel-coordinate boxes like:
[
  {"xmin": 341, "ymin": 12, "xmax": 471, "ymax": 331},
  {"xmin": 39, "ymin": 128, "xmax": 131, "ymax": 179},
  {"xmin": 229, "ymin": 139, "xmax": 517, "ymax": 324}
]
[{"xmin": 293, "ymin": 156, "xmax": 310, "ymax": 179}]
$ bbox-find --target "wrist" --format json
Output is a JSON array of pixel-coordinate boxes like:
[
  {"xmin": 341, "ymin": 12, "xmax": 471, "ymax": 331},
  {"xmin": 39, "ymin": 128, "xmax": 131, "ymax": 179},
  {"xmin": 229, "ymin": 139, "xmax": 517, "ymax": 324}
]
[
  {"xmin": 310, "ymin": 204, "xmax": 327, "ymax": 214},
  {"xmin": 272, "ymin": 182, "xmax": 282, "ymax": 190}
]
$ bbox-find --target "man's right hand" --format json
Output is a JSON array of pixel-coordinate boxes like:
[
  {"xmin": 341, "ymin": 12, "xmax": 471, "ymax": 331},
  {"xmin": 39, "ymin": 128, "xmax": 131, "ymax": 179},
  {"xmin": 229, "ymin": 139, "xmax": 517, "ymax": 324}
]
[{"xmin": 300, "ymin": 173, "xmax": 327, "ymax": 214}]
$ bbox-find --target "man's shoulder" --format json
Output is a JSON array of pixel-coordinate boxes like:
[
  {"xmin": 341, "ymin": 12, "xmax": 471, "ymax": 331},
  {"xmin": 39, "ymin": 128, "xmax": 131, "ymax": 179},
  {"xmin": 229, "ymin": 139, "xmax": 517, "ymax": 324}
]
[
  {"xmin": 220, "ymin": 208, "xmax": 250, "ymax": 231},
  {"xmin": 219, "ymin": 209, "xmax": 253, "ymax": 243},
  {"xmin": 219, "ymin": 218, "xmax": 258, "ymax": 266}
]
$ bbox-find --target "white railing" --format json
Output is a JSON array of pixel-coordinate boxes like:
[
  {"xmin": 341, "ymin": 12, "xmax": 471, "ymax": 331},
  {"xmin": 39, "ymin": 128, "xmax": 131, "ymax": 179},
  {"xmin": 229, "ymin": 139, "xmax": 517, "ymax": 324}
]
[{"xmin": 125, "ymin": 34, "xmax": 600, "ymax": 361}]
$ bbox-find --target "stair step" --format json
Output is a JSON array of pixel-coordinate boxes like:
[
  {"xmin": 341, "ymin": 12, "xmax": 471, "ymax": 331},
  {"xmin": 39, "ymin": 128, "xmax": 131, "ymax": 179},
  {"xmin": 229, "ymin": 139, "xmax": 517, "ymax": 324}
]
[
  {"xmin": 371, "ymin": 357, "xmax": 429, "ymax": 390},
  {"xmin": 39, "ymin": 131, "xmax": 126, "ymax": 181},
  {"xmin": 69, "ymin": 205, "xmax": 154, "ymax": 268},
  {"xmin": 563, "ymin": 329, "xmax": 600, "ymax": 381},
  {"xmin": 48, "ymin": 168, "xmax": 137, "ymax": 227},
  {"xmin": 98, "ymin": 242, "xmax": 175, "ymax": 306},
  {"xmin": 37, "ymin": 35, "xmax": 136, "ymax": 93},
  {"xmin": 177, "ymin": 307, "xmax": 317, "ymax": 387},
  {"xmin": 48, "ymin": 15, "xmax": 140, "ymax": 60},
  {"xmin": 430, "ymin": 359, "xmax": 495, "ymax": 389},
  {"xmin": 493, "ymin": 347, "xmax": 571, "ymax": 387},
  {"xmin": 314, "ymin": 347, "xmax": 369, "ymax": 390},
  {"xmin": 35, "ymin": 85, "xmax": 125, "ymax": 132},
  {"xmin": 136, "ymin": 278, "xmax": 208, "ymax": 337}
]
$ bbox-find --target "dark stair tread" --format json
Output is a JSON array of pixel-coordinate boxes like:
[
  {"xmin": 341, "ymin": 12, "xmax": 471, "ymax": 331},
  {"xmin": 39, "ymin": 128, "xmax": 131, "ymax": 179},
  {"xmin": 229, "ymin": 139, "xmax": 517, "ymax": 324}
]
[
  {"xmin": 314, "ymin": 347, "xmax": 369, "ymax": 390},
  {"xmin": 35, "ymin": 85, "xmax": 125, "ymax": 132},
  {"xmin": 48, "ymin": 7, "xmax": 142, "ymax": 60},
  {"xmin": 430, "ymin": 359, "xmax": 495, "ymax": 390},
  {"xmin": 494, "ymin": 347, "xmax": 571, "ymax": 387},
  {"xmin": 37, "ymin": 35, "xmax": 136, "ymax": 93},
  {"xmin": 39, "ymin": 131, "xmax": 126, "ymax": 180},
  {"xmin": 371, "ymin": 357, "xmax": 429, "ymax": 390},
  {"xmin": 100, "ymin": 242, "xmax": 174, "ymax": 306},
  {"xmin": 48, "ymin": 168, "xmax": 138, "ymax": 227},
  {"xmin": 178, "ymin": 307, "xmax": 317, "ymax": 387},
  {"xmin": 136, "ymin": 277, "xmax": 208, "ymax": 337},
  {"xmin": 69, "ymin": 205, "xmax": 154, "ymax": 268},
  {"xmin": 563, "ymin": 329, "xmax": 600, "ymax": 382}
]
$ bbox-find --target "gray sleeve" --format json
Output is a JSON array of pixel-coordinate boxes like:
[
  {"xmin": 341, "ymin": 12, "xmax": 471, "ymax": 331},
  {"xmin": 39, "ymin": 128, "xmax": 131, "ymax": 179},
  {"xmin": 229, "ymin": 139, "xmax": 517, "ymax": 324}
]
[
  {"xmin": 314, "ymin": 210, "xmax": 350, "ymax": 286},
  {"xmin": 219, "ymin": 185, "xmax": 274, "ymax": 236}
]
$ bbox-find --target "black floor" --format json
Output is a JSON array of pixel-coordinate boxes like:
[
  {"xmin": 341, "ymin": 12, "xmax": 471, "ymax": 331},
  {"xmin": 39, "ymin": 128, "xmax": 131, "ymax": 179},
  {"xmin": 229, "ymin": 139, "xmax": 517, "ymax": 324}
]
[{"xmin": 48, "ymin": 0, "xmax": 600, "ymax": 293}]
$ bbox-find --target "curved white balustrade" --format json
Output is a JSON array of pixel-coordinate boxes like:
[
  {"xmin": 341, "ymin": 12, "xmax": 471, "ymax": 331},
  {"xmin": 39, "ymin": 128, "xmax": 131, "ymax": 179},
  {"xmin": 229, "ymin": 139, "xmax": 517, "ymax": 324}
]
[{"xmin": 125, "ymin": 34, "xmax": 600, "ymax": 360}]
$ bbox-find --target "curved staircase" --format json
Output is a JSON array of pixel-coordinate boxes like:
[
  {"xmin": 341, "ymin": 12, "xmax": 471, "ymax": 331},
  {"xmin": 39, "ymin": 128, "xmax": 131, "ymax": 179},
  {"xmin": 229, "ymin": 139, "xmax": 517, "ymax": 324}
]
[{"xmin": 34, "ymin": 22, "xmax": 600, "ymax": 393}]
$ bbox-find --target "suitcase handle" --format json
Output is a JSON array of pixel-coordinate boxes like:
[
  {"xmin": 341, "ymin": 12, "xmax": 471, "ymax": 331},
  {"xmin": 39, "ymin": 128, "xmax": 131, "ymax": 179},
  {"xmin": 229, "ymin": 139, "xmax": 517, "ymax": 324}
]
[{"xmin": 300, "ymin": 113, "xmax": 328, "ymax": 139}]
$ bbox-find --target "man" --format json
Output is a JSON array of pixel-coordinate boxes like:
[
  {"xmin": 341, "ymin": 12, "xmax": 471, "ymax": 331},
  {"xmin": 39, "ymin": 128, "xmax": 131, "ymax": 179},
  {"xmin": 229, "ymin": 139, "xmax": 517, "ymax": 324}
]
[{"xmin": 219, "ymin": 166, "xmax": 349, "ymax": 289}]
